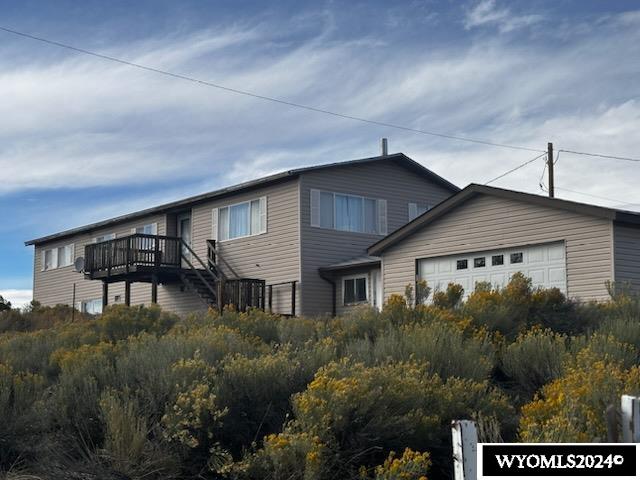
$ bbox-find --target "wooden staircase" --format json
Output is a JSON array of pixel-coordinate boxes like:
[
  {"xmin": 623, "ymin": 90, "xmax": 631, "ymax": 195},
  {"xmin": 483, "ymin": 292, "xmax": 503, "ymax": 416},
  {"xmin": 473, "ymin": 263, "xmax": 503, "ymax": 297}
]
[
  {"xmin": 83, "ymin": 233, "xmax": 269, "ymax": 313},
  {"xmin": 178, "ymin": 240, "xmax": 266, "ymax": 312},
  {"xmin": 180, "ymin": 268, "xmax": 219, "ymax": 308}
]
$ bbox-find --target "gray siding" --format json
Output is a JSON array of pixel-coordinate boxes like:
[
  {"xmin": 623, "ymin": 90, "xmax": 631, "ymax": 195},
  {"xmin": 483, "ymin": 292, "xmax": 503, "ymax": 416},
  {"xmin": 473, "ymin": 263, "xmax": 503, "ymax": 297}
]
[
  {"xmin": 614, "ymin": 223, "xmax": 640, "ymax": 292},
  {"xmin": 190, "ymin": 178, "xmax": 301, "ymax": 314},
  {"xmin": 33, "ymin": 214, "xmax": 205, "ymax": 316},
  {"xmin": 381, "ymin": 194, "xmax": 614, "ymax": 302},
  {"xmin": 299, "ymin": 160, "xmax": 453, "ymax": 316}
]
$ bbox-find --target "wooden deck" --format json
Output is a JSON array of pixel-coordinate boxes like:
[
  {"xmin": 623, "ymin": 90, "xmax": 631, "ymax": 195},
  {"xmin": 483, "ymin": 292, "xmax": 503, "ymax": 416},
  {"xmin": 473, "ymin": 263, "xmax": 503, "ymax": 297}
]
[{"xmin": 83, "ymin": 234, "xmax": 274, "ymax": 313}]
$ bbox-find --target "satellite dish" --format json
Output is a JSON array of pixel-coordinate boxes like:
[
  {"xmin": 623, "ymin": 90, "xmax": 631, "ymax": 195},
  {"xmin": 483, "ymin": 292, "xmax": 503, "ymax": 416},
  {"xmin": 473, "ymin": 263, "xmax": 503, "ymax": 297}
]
[{"xmin": 74, "ymin": 257, "xmax": 85, "ymax": 273}]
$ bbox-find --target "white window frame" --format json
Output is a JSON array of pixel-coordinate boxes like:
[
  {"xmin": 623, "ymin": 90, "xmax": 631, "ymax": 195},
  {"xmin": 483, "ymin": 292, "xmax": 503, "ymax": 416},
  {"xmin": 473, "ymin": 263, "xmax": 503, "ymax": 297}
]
[
  {"xmin": 42, "ymin": 248, "xmax": 57, "ymax": 271},
  {"xmin": 42, "ymin": 243, "xmax": 74, "ymax": 271},
  {"xmin": 211, "ymin": 196, "xmax": 267, "ymax": 242},
  {"xmin": 342, "ymin": 274, "xmax": 369, "ymax": 306},
  {"xmin": 131, "ymin": 223, "xmax": 158, "ymax": 235},
  {"xmin": 310, "ymin": 189, "xmax": 387, "ymax": 235},
  {"xmin": 57, "ymin": 244, "xmax": 75, "ymax": 268},
  {"xmin": 93, "ymin": 233, "xmax": 116, "ymax": 243}
]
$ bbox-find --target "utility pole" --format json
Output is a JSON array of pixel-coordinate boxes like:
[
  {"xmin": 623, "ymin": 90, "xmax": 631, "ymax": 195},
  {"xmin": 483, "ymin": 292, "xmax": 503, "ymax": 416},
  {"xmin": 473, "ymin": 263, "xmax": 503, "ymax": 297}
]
[{"xmin": 547, "ymin": 142, "xmax": 554, "ymax": 198}]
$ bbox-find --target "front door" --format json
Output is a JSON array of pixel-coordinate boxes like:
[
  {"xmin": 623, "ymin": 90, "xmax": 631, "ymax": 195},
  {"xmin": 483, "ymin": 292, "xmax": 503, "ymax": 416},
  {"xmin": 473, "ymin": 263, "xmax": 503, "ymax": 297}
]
[{"xmin": 177, "ymin": 214, "xmax": 192, "ymax": 267}]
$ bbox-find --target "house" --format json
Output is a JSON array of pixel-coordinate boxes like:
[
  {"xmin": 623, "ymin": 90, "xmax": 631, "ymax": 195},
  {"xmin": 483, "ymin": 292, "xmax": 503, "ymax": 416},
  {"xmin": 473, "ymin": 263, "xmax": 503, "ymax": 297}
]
[
  {"xmin": 368, "ymin": 183, "xmax": 640, "ymax": 303},
  {"xmin": 25, "ymin": 150, "xmax": 458, "ymax": 317}
]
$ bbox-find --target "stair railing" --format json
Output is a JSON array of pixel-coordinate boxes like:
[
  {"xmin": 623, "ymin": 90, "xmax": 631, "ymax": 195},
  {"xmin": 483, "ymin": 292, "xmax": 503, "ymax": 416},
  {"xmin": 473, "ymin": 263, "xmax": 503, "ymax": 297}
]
[
  {"xmin": 206, "ymin": 240, "xmax": 238, "ymax": 280},
  {"xmin": 179, "ymin": 239, "xmax": 221, "ymax": 303}
]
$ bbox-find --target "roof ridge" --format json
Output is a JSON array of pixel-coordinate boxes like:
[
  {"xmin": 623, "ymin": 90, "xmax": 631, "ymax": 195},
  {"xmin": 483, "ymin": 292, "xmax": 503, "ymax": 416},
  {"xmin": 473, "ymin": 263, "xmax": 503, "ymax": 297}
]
[{"xmin": 25, "ymin": 152, "xmax": 457, "ymax": 245}]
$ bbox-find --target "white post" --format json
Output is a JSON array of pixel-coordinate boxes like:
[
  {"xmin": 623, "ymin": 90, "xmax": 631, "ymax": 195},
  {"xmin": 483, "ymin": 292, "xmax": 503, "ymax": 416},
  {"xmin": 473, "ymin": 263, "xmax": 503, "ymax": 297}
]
[
  {"xmin": 621, "ymin": 395, "xmax": 640, "ymax": 442},
  {"xmin": 452, "ymin": 420, "xmax": 478, "ymax": 480}
]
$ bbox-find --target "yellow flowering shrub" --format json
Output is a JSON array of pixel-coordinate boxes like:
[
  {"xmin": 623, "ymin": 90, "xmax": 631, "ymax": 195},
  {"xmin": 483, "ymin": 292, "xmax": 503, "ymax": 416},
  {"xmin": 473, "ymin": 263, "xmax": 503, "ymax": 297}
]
[
  {"xmin": 285, "ymin": 359, "xmax": 510, "ymax": 478},
  {"xmin": 519, "ymin": 349, "xmax": 640, "ymax": 442},
  {"xmin": 162, "ymin": 356, "xmax": 227, "ymax": 450},
  {"xmin": 371, "ymin": 448, "xmax": 431, "ymax": 480},
  {"xmin": 228, "ymin": 431, "xmax": 328, "ymax": 480},
  {"xmin": 432, "ymin": 282, "xmax": 464, "ymax": 310}
]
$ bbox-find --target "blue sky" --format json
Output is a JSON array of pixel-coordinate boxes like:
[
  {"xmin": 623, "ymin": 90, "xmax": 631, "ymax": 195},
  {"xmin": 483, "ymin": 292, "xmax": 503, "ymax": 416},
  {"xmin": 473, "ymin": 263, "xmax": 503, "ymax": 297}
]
[{"xmin": 1, "ymin": 0, "xmax": 640, "ymax": 307}]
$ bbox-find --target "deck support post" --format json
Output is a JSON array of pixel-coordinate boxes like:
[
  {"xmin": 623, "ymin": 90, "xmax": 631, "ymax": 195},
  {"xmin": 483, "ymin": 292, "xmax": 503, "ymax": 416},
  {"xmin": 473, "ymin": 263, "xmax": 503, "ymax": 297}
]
[
  {"xmin": 124, "ymin": 281, "xmax": 131, "ymax": 306},
  {"xmin": 291, "ymin": 281, "xmax": 296, "ymax": 317},
  {"xmin": 268, "ymin": 285, "xmax": 273, "ymax": 313},
  {"xmin": 151, "ymin": 274, "xmax": 158, "ymax": 304},
  {"xmin": 102, "ymin": 281, "xmax": 108, "ymax": 310}
]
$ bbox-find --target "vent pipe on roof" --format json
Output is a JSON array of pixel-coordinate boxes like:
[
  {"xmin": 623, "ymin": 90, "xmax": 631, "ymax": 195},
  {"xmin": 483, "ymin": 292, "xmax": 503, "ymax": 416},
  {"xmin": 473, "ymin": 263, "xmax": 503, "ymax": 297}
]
[{"xmin": 381, "ymin": 138, "xmax": 388, "ymax": 156}]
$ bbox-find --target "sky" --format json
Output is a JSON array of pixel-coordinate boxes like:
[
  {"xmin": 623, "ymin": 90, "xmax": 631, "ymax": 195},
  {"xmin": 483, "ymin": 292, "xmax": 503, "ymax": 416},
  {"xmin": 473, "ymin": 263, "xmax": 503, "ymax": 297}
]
[{"xmin": 1, "ymin": 0, "xmax": 639, "ymax": 308}]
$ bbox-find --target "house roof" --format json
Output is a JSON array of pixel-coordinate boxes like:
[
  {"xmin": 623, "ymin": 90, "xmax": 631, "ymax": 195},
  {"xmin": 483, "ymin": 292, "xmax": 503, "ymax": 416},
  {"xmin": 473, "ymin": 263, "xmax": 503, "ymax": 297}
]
[
  {"xmin": 368, "ymin": 183, "xmax": 640, "ymax": 256},
  {"xmin": 25, "ymin": 152, "xmax": 458, "ymax": 246},
  {"xmin": 319, "ymin": 255, "xmax": 381, "ymax": 273}
]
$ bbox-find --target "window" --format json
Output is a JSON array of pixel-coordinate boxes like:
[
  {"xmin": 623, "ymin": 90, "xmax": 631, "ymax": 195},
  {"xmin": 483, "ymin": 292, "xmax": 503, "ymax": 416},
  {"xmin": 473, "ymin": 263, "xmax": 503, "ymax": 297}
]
[
  {"xmin": 43, "ymin": 249, "xmax": 56, "ymax": 271},
  {"xmin": 408, "ymin": 202, "xmax": 430, "ymax": 221},
  {"xmin": 492, "ymin": 254, "xmax": 504, "ymax": 266},
  {"xmin": 456, "ymin": 259, "xmax": 468, "ymax": 270},
  {"xmin": 474, "ymin": 257, "xmax": 486, "ymax": 268},
  {"xmin": 343, "ymin": 276, "xmax": 367, "ymax": 304},
  {"xmin": 311, "ymin": 190, "xmax": 387, "ymax": 235},
  {"xmin": 57, "ymin": 244, "xmax": 74, "ymax": 268},
  {"xmin": 510, "ymin": 252, "xmax": 524, "ymax": 264},
  {"xmin": 319, "ymin": 191, "xmax": 334, "ymax": 228},
  {"xmin": 80, "ymin": 299, "xmax": 102, "ymax": 315},
  {"xmin": 42, "ymin": 244, "xmax": 74, "ymax": 270},
  {"xmin": 214, "ymin": 197, "xmax": 266, "ymax": 241},
  {"xmin": 94, "ymin": 233, "xmax": 115, "ymax": 243},
  {"xmin": 132, "ymin": 223, "xmax": 157, "ymax": 235}
]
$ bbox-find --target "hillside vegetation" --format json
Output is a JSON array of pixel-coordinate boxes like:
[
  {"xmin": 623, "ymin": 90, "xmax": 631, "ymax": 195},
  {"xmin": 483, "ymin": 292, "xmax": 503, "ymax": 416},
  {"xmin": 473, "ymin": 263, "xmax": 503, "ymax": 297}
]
[{"xmin": 1, "ymin": 274, "xmax": 640, "ymax": 479}]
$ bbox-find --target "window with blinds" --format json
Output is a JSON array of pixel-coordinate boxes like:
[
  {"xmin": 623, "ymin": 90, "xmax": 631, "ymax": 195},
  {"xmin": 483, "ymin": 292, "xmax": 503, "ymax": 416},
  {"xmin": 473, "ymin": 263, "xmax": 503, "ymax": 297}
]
[{"xmin": 310, "ymin": 189, "xmax": 387, "ymax": 235}]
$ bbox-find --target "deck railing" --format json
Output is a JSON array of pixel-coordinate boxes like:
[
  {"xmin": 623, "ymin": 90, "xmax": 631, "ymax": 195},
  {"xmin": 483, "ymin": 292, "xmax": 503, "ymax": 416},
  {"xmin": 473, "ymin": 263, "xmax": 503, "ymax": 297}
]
[
  {"xmin": 84, "ymin": 234, "xmax": 287, "ymax": 314},
  {"xmin": 222, "ymin": 278, "xmax": 266, "ymax": 312},
  {"xmin": 84, "ymin": 234, "xmax": 182, "ymax": 276}
]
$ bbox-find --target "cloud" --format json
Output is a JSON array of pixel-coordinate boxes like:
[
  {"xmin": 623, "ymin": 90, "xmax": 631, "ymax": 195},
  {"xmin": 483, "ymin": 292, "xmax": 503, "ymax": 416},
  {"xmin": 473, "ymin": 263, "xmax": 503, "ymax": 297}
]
[
  {"xmin": 0, "ymin": 7, "xmax": 639, "ymax": 222},
  {"xmin": 464, "ymin": 0, "xmax": 543, "ymax": 33},
  {"xmin": 0, "ymin": 289, "xmax": 32, "ymax": 309}
]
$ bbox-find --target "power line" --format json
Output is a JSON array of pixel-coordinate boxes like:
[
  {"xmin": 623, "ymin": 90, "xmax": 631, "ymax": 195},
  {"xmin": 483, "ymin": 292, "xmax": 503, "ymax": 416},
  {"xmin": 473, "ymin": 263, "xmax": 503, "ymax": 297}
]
[
  {"xmin": 541, "ymin": 185, "xmax": 639, "ymax": 207},
  {"xmin": 538, "ymin": 161, "xmax": 547, "ymax": 189},
  {"xmin": 485, "ymin": 152, "xmax": 547, "ymax": 185},
  {"xmin": 558, "ymin": 149, "xmax": 640, "ymax": 163},
  {"xmin": 0, "ymin": 25, "xmax": 546, "ymax": 153}
]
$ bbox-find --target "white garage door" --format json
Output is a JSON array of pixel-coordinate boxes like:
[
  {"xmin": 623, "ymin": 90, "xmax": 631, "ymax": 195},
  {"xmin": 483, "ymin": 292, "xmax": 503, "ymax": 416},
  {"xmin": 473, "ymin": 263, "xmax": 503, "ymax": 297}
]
[{"xmin": 418, "ymin": 242, "xmax": 567, "ymax": 298}]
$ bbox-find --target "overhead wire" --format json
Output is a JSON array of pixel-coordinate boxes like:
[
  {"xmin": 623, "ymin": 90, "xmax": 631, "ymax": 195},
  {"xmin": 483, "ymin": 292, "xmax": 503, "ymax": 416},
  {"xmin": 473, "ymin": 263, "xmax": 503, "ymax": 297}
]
[
  {"xmin": 484, "ymin": 152, "xmax": 547, "ymax": 185},
  {"xmin": 0, "ymin": 25, "xmax": 546, "ymax": 153},
  {"xmin": 558, "ymin": 149, "xmax": 640, "ymax": 163},
  {"xmin": 2, "ymin": 24, "xmax": 639, "ymax": 190}
]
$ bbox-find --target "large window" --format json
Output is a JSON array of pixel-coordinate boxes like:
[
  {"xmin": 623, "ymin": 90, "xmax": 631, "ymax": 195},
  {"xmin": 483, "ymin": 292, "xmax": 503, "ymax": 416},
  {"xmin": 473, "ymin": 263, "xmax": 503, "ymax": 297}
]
[
  {"xmin": 408, "ymin": 202, "xmax": 430, "ymax": 221},
  {"xmin": 311, "ymin": 190, "xmax": 387, "ymax": 235},
  {"xmin": 42, "ymin": 244, "xmax": 74, "ymax": 271},
  {"xmin": 214, "ymin": 197, "xmax": 267, "ymax": 241},
  {"xmin": 343, "ymin": 275, "xmax": 368, "ymax": 305}
]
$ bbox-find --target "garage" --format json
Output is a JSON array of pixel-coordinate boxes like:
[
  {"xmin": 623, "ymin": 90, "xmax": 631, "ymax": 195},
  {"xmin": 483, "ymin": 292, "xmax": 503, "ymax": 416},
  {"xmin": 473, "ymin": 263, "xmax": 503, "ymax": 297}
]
[{"xmin": 417, "ymin": 241, "xmax": 567, "ymax": 298}]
